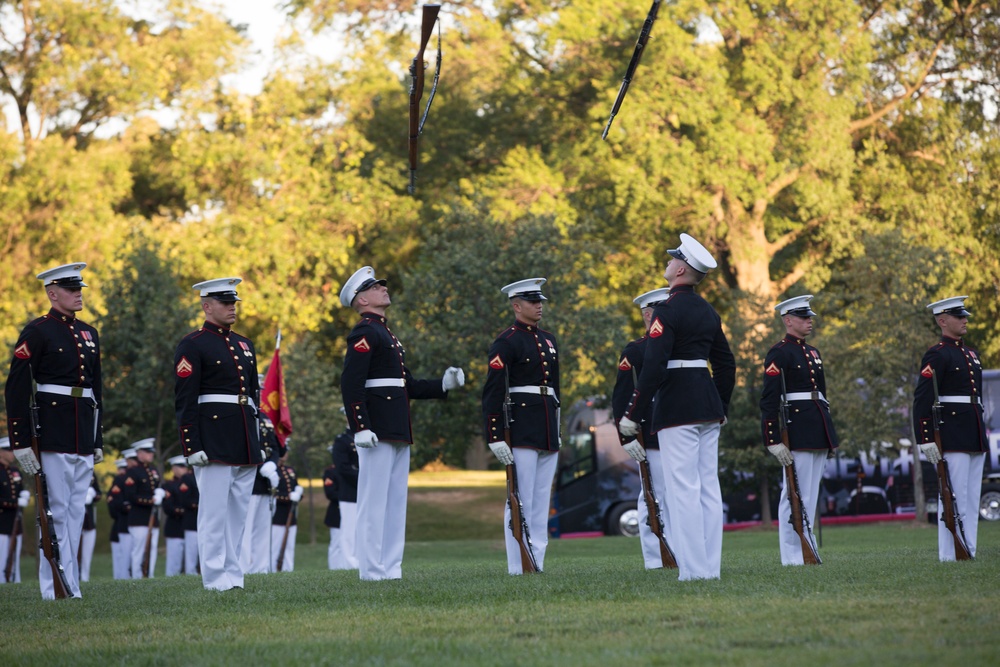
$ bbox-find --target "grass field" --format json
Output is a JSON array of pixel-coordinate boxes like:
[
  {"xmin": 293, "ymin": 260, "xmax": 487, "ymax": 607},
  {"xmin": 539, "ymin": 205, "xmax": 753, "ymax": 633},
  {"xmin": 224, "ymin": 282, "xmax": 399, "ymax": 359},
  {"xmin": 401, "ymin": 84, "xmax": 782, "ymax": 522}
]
[{"xmin": 1, "ymin": 472, "xmax": 998, "ymax": 666}]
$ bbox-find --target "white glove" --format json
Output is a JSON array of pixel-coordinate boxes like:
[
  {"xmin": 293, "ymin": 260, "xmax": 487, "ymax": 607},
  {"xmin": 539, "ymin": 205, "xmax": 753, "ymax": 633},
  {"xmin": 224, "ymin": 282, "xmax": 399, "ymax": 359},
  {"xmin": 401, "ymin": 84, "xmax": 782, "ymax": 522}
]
[
  {"xmin": 767, "ymin": 444, "xmax": 794, "ymax": 466},
  {"xmin": 260, "ymin": 460, "xmax": 279, "ymax": 487},
  {"xmin": 354, "ymin": 430, "xmax": 379, "ymax": 449},
  {"xmin": 13, "ymin": 448, "xmax": 40, "ymax": 475},
  {"xmin": 919, "ymin": 442, "xmax": 942, "ymax": 465},
  {"xmin": 294, "ymin": 484, "xmax": 303, "ymax": 495},
  {"xmin": 289, "ymin": 487, "xmax": 303, "ymax": 503},
  {"xmin": 153, "ymin": 488, "xmax": 166, "ymax": 506},
  {"xmin": 442, "ymin": 367, "xmax": 465, "ymax": 391},
  {"xmin": 488, "ymin": 441, "xmax": 514, "ymax": 465},
  {"xmin": 618, "ymin": 416, "xmax": 639, "ymax": 437},
  {"xmin": 18, "ymin": 490, "xmax": 30, "ymax": 508},
  {"xmin": 623, "ymin": 440, "xmax": 646, "ymax": 462},
  {"xmin": 85, "ymin": 486, "xmax": 97, "ymax": 504},
  {"xmin": 93, "ymin": 449, "xmax": 104, "ymax": 464},
  {"xmin": 187, "ymin": 451, "xmax": 209, "ymax": 467}
]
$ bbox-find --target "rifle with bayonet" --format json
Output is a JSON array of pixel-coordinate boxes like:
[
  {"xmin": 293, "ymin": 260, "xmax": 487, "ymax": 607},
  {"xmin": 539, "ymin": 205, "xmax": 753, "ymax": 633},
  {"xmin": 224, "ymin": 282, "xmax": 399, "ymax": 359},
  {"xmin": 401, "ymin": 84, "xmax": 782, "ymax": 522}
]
[
  {"xmin": 602, "ymin": 0, "xmax": 662, "ymax": 140},
  {"xmin": 930, "ymin": 368, "xmax": 973, "ymax": 560},
  {"xmin": 779, "ymin": 370, "xmax": 821, "ymax": 565},
  {"xmin": 407, "ymin": 3, "xmax": 442, "ymax": 194},
  {"xmin": 503, "ymin": 370, "xmax": 539, "ymax": 573},
  {"xmin": 630, "ymin": 367, "xmax": 677, "ymax": 568},
  {"xmin": 28, "ymin": 369, "xmax": 72, "ymax": 597}
]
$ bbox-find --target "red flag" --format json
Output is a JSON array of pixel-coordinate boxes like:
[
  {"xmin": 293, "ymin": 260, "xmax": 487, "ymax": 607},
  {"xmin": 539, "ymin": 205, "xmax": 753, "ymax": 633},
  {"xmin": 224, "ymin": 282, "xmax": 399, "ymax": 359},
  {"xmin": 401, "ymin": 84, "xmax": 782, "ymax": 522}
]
[{"xmin": 261, "ymin": 334, "xmax": 293, "ymax": 446}]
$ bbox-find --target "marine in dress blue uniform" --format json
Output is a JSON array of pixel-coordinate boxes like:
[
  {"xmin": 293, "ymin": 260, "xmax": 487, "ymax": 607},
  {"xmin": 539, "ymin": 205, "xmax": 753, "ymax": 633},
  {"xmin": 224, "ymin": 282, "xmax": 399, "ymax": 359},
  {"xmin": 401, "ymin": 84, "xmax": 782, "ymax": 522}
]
[
  {"xmin": 482, "ymin": 278, "xmax": 561, "ymax": 574},
  {"xmin": 912, "ymin": 296, "xmax": 988, "ymax": 561},
  {"xmin": 107, "ymin": 456, "xmax": 131, "ymax": 579},
  {"xmin": 613, "ymin": 288, "xmax": 672, "ymax": 569},
  {"xmin": 241, "ymin": 415, "xmax": 283, "ymax": 574},
  {"xmin": 124, "ymin": 438, "xmax": 162, "ymax": 578},
  {"xmin": 79, "ymin": 472, "xmax": 102, "ymax": 582},
  {"xmin": 178, "ymin": 467, "xmax": 200, "ymax": 575},
  {"xmin": 759, "ymin": 295, "xmax": 839, "ymax": 565},
  {"xmin": 270, "ymin": 456, "xmax": 301, "ymax": 572},
  {"xmin": 4, "ymin": 262, "xmax": 103, "ymax": 599},
  {"xmin": 162, "ymin": 455, "xmax": 190, "ymax": 576},
  {"xmin": 619, "ymin": 234, "xmax": 736, "ymax": 581},
  {"xmin": 174, "ymin": 277, "xmax": 262, "ymax": 591},
  {"xmin": 339, "ymin": 266, "xmax": 463, "ymax": 581},
  {"xmin": 0, "ymin": 437, "xmax": 29, "ymax": 584},
  {"xmin": 332, "ymin": 425, "xmax": 359, "ymax": 569}
]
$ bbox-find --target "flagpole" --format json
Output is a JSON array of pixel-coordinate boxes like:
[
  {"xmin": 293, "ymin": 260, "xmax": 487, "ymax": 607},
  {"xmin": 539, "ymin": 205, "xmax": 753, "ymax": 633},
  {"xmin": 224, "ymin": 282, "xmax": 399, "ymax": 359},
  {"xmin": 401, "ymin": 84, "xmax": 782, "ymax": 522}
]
[{"xmin": 275, "ymin": 328, "xmax": 282, "ymax": 351}]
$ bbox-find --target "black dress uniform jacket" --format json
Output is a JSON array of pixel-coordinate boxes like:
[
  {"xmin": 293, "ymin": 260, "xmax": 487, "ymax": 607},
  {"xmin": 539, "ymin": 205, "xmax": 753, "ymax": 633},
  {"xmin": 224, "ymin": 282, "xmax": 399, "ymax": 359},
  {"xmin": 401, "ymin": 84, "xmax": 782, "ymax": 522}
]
[
  {"xmin": 482, "ymin": 320, "xmax": 561, "ymax": 450},
  {"xmin": 332, "ymin": 430, "xmax": 358, "ymax": 503},
  {"xmin": 178, "ymin": 472, "xmax": 199, "ymax": 532},
  {"xmin": 5, "ymin": 308, "xmax": 103, "ymax": 454},
  {"xmin": 341, "ymin": 313, "xmax": 447, "ymax": 443},
  {"xmin": 912, "ymin": 336, "xmax": 988, "ymax": 453},
  {"xmin": 107, "ymin": 471, "xmax": 131, "ymax": 538},
  {"xmin": 174, "ymin": 322, "xmax": 263, "ymax": 465},
  {"xmin": 624, "ymin": 285, "xmax": 736, "ymax": 430},
  {"xmin": 0, "ymin": 463, "xmax": 24, "ymax": 536},
  {"xmin": 759, "ymin": 334, "xmax": 839, "ymax": 452},
  {"xmin": 161, "ymin": 478, "xmax": 185, "ymax": 539},
  {"xmin": 125, "ymin": 462, "xmax": 161, "ymax": 528},
  {"xmin": 612, "ymin": 336, "xmax": 658, "ymax": 449},
  {"xmin": 322, "ymin": 465, "xmax": 340, "ymax": 528},
  {"xmin": 272, "ymin": 465, "xmax": 298, "ymax": 527}
]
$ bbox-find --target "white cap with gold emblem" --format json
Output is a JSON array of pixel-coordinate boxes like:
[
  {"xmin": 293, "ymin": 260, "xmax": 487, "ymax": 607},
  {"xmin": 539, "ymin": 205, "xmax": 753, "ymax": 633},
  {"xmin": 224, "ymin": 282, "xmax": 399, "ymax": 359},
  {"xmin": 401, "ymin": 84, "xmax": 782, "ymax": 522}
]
[
  {"xmin": 193, "ymin": 277, "xmax": 242, "ymax": 301},
  {"xmin": 775, "ymin": 294, "xmax": 817, "ymax": 317},
  {"xmin": 927, "ymin": 296, "xmax": 970, "ymax": 317},
  {"xmin": 340, "ymin": 266, "xmax": 387, "ymax": 307},
  {"xmin": 501, "ymin": 278, "xmax": 547, "ymax": 301},
  {"xmin": 634, "ymin": 287, "xmax": 670, "ymax": 308},
  {"xmin": 37, "ymin": 262, "xmax": 88, "ymax": 288},
  {"xmin": 667, "ymin": 233, "xmax": 717, "ymax": 273}
]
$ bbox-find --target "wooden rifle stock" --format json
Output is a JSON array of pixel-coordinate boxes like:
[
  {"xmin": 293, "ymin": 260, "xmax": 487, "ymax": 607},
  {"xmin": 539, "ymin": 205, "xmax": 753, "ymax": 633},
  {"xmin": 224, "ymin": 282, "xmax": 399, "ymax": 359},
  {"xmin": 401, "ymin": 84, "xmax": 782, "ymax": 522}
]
[
  {"xmin": 32, "ymin": 452, "xmax": 72, "ymax": 597},
  {"xmin": 637, "ymin": 457, "xmax": 677, "ymax": 568},
  {"xmin": 602, "ymin": 0, "xmax": 662, "ymax": 140},
  {"xmin": 929, "ymin": 370, "xmax": 973, "ymax": 560},
  {"xmin": 276, "ymin": 501, "xmax": 296, "ymax": 572},
  {"xmin": 779, "ymin": 370, "xmax": 821, "ymax": 565},
  {"xmin": 141, "ymin": 503, "xmax": 156, "ymax": 578},
  {"xmin": 408, "ymin": 4, "xmax": 442, "ymax": 194},
  {"xmin": 505, "ymin": 456, "xmax": 539, "ymax": 574},
  {"xmin": 5, "ymin": 508, "xmax": 20, "ymax": 582}
]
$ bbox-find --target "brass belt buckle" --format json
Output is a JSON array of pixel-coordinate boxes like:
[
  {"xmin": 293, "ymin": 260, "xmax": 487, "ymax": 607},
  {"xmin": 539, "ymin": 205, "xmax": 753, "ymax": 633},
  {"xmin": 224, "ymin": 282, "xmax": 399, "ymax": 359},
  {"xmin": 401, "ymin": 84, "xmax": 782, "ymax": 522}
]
[
  {"xmin": 539, "ymin": 386, "xmax": 549, "ymax": 396},
  {"xmin": 71, "ymin": 387, "xmax": 84, "ymax": 398},
  {"xmin": 238, "ymin": 395, "xmax": 248, "ymax": 406}
]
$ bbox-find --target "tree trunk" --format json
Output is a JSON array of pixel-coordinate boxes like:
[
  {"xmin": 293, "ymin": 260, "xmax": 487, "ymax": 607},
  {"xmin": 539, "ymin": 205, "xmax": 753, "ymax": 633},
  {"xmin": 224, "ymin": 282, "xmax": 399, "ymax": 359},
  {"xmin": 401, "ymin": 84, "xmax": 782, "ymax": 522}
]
[{"xmin": 759, "ymin": 472, "xmax": 774, "ymax": 527}]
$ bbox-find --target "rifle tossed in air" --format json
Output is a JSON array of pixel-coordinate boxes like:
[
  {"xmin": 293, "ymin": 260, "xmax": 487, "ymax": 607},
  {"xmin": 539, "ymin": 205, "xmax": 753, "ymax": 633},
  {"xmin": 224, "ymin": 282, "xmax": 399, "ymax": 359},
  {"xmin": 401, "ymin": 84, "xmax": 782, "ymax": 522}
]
[
  {"xmin": 28, "ymin": 368, "xmax": 73, "ymax": 597},
  {"xmin": 631, "ymin": 366, "xmax": 677, "ymax": 568},
  {"xmin": 408, "ymin": 4, "xmax": 442, "ymax": 194},
  {"xmin": 602, "ymin": 0, "xmax": 662, "ymax": 140},
  {"xmin": 779, "ymin": 370, "xmax": 821, "ymax": 565},
  {"xmin": 503, "ymin": 369, "xmax": 539, "ymax": 573},
  {"xmin": 929, "ymin": 368, "xmax": 973, "ymax": 561}
]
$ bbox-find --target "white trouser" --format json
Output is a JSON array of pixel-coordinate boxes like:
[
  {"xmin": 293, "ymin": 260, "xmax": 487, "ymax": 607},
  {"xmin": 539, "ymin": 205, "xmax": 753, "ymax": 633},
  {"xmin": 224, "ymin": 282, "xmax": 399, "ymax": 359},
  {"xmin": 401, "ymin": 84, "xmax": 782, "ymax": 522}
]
[
  {"xmin": 0, "ymin": 534, "xmax": 22, "ymax": 583},
  {"xmin": 38, "ymin": 452, "xmax": 92, "ymax": 599},
  {"xmin": 777, "ymin": 450, "xmax": 826, "ymax": 566},
  {"xmin": 328, "ymin": 527, "xmax": 351, "ymax": 569},
  {"xmin": 80, "ymin": 529, "xmax": 96, "ymax": 582},
  {"xmin": 194, "ymin": 464, "xmax": 256, "ymax": 591},
  {"xmin": 184, "ymin": 530, "xmax": 199, "ymax": 575},
  {"xmin": 504, "ymin": 448, "xmax": 558, "ymax": 575},
  {"xmin": 356, "ymin": 442, "xmax": 409, "ymax": 580},
  {"xmin": 271, "ymin": 524, "xmax": 297, "ymax": 572},
  {"xmin": 338, "ymin": 501, "xmax": 359, "ymax": 569},
  {"xmin": 129, "ymin": 525, "xmax": 160, "ymax": 578},
  {"xmin": 240, "ymin": 494, "xmax": 273, "ymax": 574},
  {"xmin": 113, "ymin": 532, "xmax": 133, "ymax": 579},
  {"xmin": 658, "ymin": 422, "xmax": 723, "ymax": 581},
  {"xmin": 637, "ymin": 449, "xmax": 671, "ymax": 569},
  {"xmin": 937, "ymin": 452, "xmax": 986, "ymax": 561},
  {"xmin": 165, "ymin": 537, "xmax": 185, "ymax": 576}
]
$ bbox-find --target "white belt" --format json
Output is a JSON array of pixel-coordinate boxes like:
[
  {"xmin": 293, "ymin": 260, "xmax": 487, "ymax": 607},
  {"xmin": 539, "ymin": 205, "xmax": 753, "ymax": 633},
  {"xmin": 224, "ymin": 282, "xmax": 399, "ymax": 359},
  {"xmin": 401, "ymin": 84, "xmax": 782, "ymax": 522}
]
[
  {"xmin": 509, "ymin": 385, "xmax": 557, "ymax": 397},
  {"xmin": 36, "ymin": 383, "xmax": 94, "ymax": 400},
  {"xmin": 786, "ymin": 391, "xmax": 828, "ymax": 403},
  {"xmin": 365, "ymin": 379, "xmax": 406, "ymax": 388},
  {"xmin": 666, "ymin": 359, "xmax": 708, "ymax": 369},
  {"xmin": 198, "ymin": 394, "xmax": 257, "ymax": 409},
  {"xmin": 939, "ymin": 395, "xmax": 982, "ymax": 405}
]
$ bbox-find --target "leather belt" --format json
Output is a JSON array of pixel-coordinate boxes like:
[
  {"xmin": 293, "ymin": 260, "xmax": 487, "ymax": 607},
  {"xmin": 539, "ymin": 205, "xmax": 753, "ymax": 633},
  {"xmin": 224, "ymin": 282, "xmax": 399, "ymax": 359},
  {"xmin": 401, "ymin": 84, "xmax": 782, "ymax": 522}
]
[
  {"xmin": 365, "ymin": 379, "xmax": 406, "ymax": 388},
  {"xmin": 939, "ymin": 395, "xmax": 982, "ymax": 406},
  {"xmin": 666, "ymin": 359, "xmax": 708, "ymax": 369},
  {"xmin": 786, "ymin": 391, "xmax": 828, "ymax": 403},
  {"xmin": 36, "ymin": 383, "xmax": 94, "ymax": 400},
  {"xmin": 509, "ymin": 385, "xmax": 557, "ymax": 397},
  {"xmin": 198, "ymin": 394, "xmax": 257, "ymax": 409}
]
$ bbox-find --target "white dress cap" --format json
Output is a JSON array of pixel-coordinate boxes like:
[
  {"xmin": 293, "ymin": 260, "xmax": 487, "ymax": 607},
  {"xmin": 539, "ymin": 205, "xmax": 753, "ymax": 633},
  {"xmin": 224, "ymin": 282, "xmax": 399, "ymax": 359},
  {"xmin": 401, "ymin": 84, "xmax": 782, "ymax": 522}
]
[
  {"xmin": 501, "ymin": 278, "xmax": 548, "ymax": 301},
  {"xmin": 633, "ymin": 287, "xmax": 670, "ymax": 308},
  {"xmin": 37, "ymin": 262, "xmax": 88, "ymax": 287},
  {"xmin": 775, "ymin": 294, "xmax": 817, "ymax": 317},
  {"xmin": 121, "ymin": 448, "xmax": 137, "ymax": 459},
  {"xmin": 927, "ymin": 296, "xmax": 970, "ymax": 316},
  {"xmin": 193, "ymin": 277, "xmax": 242, "ymax": 301},
  {"xmin": 114, "ymin": 458, "xmax": 127, "ymax": 468},
  {"xmin": 340, "ymin": 266, "xmax": 387, "ymax": 307},
  {"xmin": 167, "ymin": 455, "xmax": 189, "ymax": 467},
  {"xmin": 131, "ymin": 437, "xmax": 156, "ymax": 451},
  {"xmin": 667, "ymin": 233, "xmax": 717, "ymax": 273}
]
